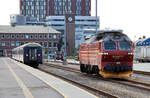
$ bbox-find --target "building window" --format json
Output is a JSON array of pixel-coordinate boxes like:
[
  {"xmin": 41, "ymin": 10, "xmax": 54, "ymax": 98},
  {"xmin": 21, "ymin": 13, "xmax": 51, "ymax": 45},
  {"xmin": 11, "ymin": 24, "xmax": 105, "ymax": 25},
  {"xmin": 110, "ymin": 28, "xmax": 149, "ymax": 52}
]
[
  {"xmin": 16, "ymin": 35, "xmax": 19, "ymax": 39},
  {"xmin": 40, "ymin": 42, "xmax": 43, "ymax": 46},
  {"xmin": 53, "ymin": 42, "xmax": 57, "ymax": 47},
  {"xmin": 30, "ymin": 35, "xmax": 34, "ymax": 39},
  {"xmin": 44, "ymin": 42, "xmax": 48, "ymax": 47},
  {"xmin": 21, "ymin": 35, "xmax": 24, "ymax": 39},
  {"xmin": 11, "ymin": 34, "xmax": 15, "ymax": 39},
  {"xmin": 16, "ymin": 42, "xmax": 20, "ymax": 47},
  {"xmin": 25, "ymin": 34, "xmax": 29, "ymax": 39},
  {"xmin": 2, "ymin": 42, "xmax": 5, "ymax": 46},
  {"xmin": 44, "ymin": 35, "xmax": 47, "ymax": 39},
  {"xmin": 39, "ymin": 35, "xmax": 43, "ymax": 39},
  {"xmin": 35, "ymin": 35, "xmax": 38, "ymax": 39},
  {"xmin": 49, "ymin": 35, "xmax": 52, "ymax": 38},
  {"xmin": 1, "ymin": 34, "xmax": 5, "ymax": 39},
  {"xmin": 11, "ymin": 42, "xmax": 15, "ymax": 46},
  {"xmin": 6, "ymin": 34, "xmax": 10, "ymax": 39},
  {"xmin": 48, "ymin": 42, "xmax": 52, "ymax": 47},
  {"xmin": 53, "ymin": 35, "xmax": 56, "ymax": 39},
  {"xmin": 20, "ymin": 42, "xmax": 24, "ymax": 45}
]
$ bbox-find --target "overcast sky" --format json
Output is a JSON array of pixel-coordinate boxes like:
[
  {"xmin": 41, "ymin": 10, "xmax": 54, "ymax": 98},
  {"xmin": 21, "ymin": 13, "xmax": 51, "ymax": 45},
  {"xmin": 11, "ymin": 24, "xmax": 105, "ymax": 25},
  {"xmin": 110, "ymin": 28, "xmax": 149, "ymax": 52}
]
[{"xmin": 0, "ymin": 0, "xmax": 150, "ymax": 40}]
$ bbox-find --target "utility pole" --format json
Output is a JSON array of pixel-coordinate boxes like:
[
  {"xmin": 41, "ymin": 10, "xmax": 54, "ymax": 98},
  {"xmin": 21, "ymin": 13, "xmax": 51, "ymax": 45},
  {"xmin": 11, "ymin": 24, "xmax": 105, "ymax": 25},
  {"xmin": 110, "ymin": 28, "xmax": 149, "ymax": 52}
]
[
  {"xmin": 96, "ymin": 0, "xmax": 98, "ymax": 34},
  {"xmin": 63, "ymin": 14, "xmax": 67, "ymax": 65}
]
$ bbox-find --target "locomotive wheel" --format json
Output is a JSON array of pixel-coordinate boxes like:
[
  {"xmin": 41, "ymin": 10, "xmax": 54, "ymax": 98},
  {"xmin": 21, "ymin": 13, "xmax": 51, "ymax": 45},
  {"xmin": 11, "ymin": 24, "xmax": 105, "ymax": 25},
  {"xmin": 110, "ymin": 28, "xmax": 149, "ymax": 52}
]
[
  {"xmin": 80, "ymin": 64, "xmax": 84, "ymax": 72},
  {"xmin": 93, "ymin": 66, "xmax": 99, "ymax": 75},
  {"xmin": 87, "ymin": 65, "xmax": 92, "ymax": 74}
]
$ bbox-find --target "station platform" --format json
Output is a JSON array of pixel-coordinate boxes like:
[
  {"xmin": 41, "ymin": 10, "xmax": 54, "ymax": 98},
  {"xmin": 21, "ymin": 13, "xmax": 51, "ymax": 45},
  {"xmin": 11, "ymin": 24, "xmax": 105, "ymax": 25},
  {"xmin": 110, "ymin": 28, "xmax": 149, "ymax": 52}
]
[{"xmin": 0, "ymin": 57, "xmax": 97, "ymax": 98}]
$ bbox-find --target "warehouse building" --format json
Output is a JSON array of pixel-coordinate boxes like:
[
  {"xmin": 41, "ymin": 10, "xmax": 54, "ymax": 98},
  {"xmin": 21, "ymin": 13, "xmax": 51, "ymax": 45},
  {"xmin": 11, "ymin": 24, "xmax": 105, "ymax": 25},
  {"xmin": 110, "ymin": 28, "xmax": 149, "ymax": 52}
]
[{"xmin": 0, "ymin": 25, "xmax": 60, "ymax": 57}]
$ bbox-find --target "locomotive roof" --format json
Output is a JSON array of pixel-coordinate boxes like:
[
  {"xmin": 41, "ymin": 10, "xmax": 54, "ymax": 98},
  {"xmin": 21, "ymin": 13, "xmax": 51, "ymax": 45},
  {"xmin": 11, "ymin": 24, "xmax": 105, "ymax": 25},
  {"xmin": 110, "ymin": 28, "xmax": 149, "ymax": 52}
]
[
  {"xmin": 13, "ymin": 43, "xmax": 42, "ymax": 50},
  {"xmin": 83, "ymin": 30, "xmax": 130, "ymax": 44}
]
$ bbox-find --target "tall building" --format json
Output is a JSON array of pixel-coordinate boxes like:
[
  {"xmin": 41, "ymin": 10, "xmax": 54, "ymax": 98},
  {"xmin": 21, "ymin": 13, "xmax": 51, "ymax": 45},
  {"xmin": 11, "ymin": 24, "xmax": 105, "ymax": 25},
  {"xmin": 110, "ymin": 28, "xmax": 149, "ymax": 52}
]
[{"xmin": 20, "ymin": 0, "xmax": 91, "ymax": 21}]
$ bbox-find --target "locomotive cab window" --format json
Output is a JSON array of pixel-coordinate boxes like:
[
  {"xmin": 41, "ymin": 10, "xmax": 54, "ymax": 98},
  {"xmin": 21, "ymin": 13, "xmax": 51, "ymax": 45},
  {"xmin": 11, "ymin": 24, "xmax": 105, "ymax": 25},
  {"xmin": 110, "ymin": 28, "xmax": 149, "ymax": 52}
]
[
  {"xmin": 103, "ymin": 41, "xmax": 116, "ymax": 50},
  {"xmin": 119, "ymin": 41, "xmax": 131, "ymax": 50}
]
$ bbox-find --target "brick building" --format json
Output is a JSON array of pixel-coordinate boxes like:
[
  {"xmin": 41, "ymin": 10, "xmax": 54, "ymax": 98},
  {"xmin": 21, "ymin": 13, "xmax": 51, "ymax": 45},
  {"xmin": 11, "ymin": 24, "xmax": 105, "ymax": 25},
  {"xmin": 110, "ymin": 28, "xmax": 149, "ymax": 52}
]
[
  {"xmin": 20, "ymin": 0, "xmax": 91, "ymax": 20},
  {"xmin": 0, "ymin": 25, "xmax": 60, "ymax": 57}
]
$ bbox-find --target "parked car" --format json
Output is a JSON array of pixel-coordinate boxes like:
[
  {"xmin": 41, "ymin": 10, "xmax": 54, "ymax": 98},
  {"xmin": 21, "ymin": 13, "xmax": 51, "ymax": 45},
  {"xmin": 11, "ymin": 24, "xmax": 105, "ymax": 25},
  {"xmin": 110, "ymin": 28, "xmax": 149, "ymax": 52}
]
[{"xmin": 55, "ymin": 52, "xmax": 63, "ymax": 60}]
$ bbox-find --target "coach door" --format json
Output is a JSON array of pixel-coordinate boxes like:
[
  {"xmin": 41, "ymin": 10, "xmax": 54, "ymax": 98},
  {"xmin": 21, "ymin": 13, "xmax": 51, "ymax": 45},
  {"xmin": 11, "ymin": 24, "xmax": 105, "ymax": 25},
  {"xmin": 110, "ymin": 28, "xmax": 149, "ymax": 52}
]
[{"xmin": 29, "ymin": 48, "xmax": 37, "ymax": 61}]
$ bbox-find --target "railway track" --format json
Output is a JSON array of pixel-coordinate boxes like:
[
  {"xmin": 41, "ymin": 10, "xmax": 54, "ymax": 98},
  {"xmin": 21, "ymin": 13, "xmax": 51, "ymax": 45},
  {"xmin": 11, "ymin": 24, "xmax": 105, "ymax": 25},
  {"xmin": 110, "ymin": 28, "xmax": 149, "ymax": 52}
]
[
  {"xmin": 51, "ymin": 61, "xmax": 150, "ymax": 76},
  {"xmin": 39, "ymin": 65, "xmax": 117, "ymax": 98},
  {"xmin": 43, "ymin": 63, "xmax": 150, "ymax": 93}
]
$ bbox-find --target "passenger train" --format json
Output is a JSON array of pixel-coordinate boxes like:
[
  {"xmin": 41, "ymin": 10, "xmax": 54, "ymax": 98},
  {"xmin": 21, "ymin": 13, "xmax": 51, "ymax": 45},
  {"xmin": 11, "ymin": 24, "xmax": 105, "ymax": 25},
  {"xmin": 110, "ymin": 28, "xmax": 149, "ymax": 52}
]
[
  {"xmin": 12, "ymin": 43, "xmax": 43, "ymax": 67},
  {"xmin": 79, "ymin": 30, "xmax": 134, "ymax": 78}
]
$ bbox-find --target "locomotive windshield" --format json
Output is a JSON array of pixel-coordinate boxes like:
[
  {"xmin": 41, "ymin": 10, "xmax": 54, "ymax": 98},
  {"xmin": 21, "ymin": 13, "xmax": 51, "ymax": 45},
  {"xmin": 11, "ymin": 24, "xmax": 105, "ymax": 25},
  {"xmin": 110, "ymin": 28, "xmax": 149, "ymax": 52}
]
[
  {"xmin": 104, "ymin": 41, "xmax": 117, "ymax": 50},
  {"xmin": 119, "ymin": 41, "xmax": 131, "ymax": 50}
]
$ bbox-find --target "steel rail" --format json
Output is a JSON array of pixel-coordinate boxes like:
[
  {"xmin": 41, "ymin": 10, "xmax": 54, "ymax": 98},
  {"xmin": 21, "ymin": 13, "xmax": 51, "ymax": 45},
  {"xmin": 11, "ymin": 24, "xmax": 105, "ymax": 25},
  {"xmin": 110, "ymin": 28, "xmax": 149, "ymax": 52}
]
[
  {"xmin": 44, "ymin": 63, "xmax": 150, "ymax": 92},
  {"xmin": 39, "ymin": 66, "xmax": 117, "ymax": 98}
]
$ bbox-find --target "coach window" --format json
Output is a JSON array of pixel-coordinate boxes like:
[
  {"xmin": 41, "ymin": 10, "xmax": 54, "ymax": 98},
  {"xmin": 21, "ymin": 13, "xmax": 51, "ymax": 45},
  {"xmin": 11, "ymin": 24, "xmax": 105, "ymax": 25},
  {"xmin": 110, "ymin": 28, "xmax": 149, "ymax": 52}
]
[
  {"xmin": 25, "ymin": 34, "xmax": 29, "ymax": 39},
  {"xmin": 11, "ymin": 42, "xmax": 15, "ymax": 46}
]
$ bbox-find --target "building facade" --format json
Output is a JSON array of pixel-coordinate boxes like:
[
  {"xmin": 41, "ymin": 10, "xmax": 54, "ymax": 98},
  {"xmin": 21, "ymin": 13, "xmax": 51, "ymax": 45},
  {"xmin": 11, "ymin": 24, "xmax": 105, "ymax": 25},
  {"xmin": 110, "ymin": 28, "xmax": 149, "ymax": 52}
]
[
  {"xmin": 0, "ymin": 26, "xmax": 60, "ymax": 57},
  {"xmin": 46, "ymin": 15, "xmax": 99, "ymax": 47},
  {"xmin": 20, "ymin": 0, "xmax": 91, "ymax": 20}
]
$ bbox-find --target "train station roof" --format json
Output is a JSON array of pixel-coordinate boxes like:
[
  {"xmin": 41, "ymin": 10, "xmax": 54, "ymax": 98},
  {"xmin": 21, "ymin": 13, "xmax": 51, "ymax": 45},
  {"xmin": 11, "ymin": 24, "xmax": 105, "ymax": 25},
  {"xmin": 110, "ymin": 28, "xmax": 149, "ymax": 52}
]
[{"xmin": 0, "ymin": 25, "xmax": 61, "ymax": 34}]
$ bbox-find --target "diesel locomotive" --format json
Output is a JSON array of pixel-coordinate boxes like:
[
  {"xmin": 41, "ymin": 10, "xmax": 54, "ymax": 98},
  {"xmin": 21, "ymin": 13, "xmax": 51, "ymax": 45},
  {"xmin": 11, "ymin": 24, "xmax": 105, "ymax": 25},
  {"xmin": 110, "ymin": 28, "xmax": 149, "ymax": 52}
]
[
  {"xmin": 79, "ymin": 30, "xmax": 134, "ymax": 78},
  {"xmin": 12, "ymin": 43, "xmax": 43, "ymax": 67}
]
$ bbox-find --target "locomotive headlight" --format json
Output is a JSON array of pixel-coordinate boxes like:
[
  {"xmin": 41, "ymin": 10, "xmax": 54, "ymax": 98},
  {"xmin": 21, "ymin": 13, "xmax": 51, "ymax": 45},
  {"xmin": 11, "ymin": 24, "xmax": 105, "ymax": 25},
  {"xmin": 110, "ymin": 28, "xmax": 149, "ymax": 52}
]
[
  {"xmin": 103, "ymin": 52, "xmax": 109, "ymax": 55},
  {"xmin": 26, "ymin": 54, "xmax": 29, "ymax": 56},
  {"xmin": 128, "ymin": 52, "xmax": 133, "ymax": 55}
]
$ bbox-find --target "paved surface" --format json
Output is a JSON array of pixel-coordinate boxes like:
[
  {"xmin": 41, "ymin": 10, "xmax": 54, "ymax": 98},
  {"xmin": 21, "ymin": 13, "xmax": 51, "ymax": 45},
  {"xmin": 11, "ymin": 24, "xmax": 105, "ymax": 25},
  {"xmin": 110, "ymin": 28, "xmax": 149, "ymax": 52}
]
[
  {"xmin": 133, "ymin": 63, "xmax": 150, "ymax": 72},
  {"xmin": 0, "ymin": 57, "xmax": 97, "ymax": 98}
]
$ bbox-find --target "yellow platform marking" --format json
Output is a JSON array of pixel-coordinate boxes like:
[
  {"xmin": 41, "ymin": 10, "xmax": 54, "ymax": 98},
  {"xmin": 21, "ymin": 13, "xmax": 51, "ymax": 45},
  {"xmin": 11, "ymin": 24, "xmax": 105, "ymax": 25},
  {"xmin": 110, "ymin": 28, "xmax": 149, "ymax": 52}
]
[
  {"xmin": 3, "ymin": 59, "xmax": 34, "ymax": 98},
  {"xmin": 9, "ymin": 59, "xmax": 67, "ymax": 98},
  {"xmin": 10, "ymin": 58, "xmax": 98, "ymax": 98}
]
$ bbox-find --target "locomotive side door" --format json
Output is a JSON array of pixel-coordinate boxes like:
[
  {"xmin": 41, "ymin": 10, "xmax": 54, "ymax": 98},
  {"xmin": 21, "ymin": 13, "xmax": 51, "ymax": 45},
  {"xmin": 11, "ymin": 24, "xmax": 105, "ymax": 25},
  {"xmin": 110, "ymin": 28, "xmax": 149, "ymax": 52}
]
[{"xmin": 98, "ymin": 42, "xmax": 102, "ymax": 70}]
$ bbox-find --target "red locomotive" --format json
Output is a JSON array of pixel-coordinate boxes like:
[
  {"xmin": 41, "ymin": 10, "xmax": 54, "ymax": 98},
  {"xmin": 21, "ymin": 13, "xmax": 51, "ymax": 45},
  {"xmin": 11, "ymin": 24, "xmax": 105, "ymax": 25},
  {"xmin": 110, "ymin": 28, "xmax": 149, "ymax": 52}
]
[{"xmin": 79, "ymin": 30, "xmax": 134, "ymax": 78}]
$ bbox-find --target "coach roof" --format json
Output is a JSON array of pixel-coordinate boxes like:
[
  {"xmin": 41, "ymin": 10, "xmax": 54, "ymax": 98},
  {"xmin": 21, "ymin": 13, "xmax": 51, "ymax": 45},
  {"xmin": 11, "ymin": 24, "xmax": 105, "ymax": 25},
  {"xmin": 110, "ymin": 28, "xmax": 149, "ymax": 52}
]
[{"xmin": 0, "ymin": 25, "xmax": 60, "ymax": 34}]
